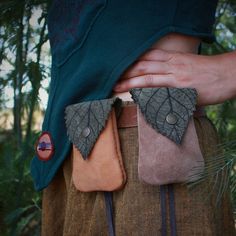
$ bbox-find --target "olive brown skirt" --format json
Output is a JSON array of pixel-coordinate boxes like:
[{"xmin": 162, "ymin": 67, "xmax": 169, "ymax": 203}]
[{"xmin": 41, "ymin": 103, "xmax": 235, "ymax": 236}]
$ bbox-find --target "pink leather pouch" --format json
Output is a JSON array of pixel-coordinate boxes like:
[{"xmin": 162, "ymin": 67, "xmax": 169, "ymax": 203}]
[
  {"xmin": 137, "ymin": 109, "xmax": 204, "ymax": 185},
  {"xmin": 130, "ymin": 87, "xmax": 205, "ymax": 185}
]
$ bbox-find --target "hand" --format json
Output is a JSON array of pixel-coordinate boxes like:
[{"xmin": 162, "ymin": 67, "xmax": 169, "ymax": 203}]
[{"xmin": 113, "ymin": 49, "xmax": 236, "ymax": 106}]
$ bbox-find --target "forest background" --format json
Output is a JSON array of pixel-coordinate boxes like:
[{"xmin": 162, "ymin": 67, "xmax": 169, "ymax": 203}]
[{"xmin": 0, "ymin": 0, "xmax": 236, "ymax": 235}]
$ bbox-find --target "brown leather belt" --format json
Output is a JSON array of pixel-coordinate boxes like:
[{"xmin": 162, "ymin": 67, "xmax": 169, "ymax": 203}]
[{"xmin": 117, "ymin": 102, "xmax": 206, "ymax": 128}]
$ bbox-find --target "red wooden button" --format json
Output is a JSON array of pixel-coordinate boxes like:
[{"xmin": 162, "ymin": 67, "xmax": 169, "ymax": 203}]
[{"xmin": 35, "ymin": 132, "xmax": 54, "ymax": 161}]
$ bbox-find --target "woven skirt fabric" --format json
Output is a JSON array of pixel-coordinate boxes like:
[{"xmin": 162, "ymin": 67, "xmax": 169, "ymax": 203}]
[{"xmin": 41, "ymin": 103, "xmax": 236, "ymax": 236}]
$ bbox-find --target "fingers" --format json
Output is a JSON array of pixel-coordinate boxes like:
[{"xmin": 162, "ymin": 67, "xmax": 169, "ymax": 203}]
[
  {"xmin": 113, "ymin": 74, "xmax": 175, "ymax": 92},
  {"xmin": 138, "ymin": 49, "xmax": 173, "ymax": 61},
  {"xmin": 114, "ymin": 49, "xmax": 176, "ymax": 92},
  {"xmin": 121, "ymin": 60, "xmax": 171, "ymax": 79}
]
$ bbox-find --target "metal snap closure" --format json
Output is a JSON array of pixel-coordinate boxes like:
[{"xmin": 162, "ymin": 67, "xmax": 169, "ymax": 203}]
[
  {"xmin": 166, "ymin": 113, "xmax": 177, "ymax": 125},
  {"xmin": 82, "ymin": 127, "xmax": 91, "ymax": 137}
]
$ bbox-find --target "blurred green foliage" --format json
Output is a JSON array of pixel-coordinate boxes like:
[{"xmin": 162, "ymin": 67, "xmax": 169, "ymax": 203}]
[
  {"xmin": 188, "ymin": 0, "xmax": 236, "ymax": 218},
  {"xmin": 0, "ymin": 1, "xmax": 49, "ymax": 235},
  {"xmin": 0, "ymin": 0, "xmax": 235, "ymax": 235}
]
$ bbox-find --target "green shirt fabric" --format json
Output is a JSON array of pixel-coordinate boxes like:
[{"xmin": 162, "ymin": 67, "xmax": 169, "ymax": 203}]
[{"xmin": 31, "ymin": 0, "xmax": 218, "ymax": 191}]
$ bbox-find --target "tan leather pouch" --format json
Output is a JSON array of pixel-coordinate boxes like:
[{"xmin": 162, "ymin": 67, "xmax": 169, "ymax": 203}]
[{"xmin": 68, "ymin": 105, "xmax": 127, "ymax": 192}]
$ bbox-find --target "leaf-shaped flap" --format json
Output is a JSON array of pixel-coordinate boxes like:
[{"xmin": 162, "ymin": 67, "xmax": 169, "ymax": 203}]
[
  {"xmin": 130, "ymin": 87, "xmax": 197, "ymax": 144},
  {"xmin": 65, "ymin": 97, "xmax": 122, "ymax": 160}
]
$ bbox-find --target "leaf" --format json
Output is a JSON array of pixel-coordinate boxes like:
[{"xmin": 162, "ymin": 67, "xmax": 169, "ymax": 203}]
[
  {"xmin": 130, "ymin": 87, "xmax": 197, "ymax": 144},
  {"xmin": 186, "ymin": 138, "xmax": 236, "ymax": 206},
  {"xmin": 65, "ymin": 97, "xmax": 122, "ymax": 160}
]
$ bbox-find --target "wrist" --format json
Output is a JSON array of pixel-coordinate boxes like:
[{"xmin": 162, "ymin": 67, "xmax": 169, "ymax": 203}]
[{"xmin": 218, "ymin": 51, "xmax": 236, "ymax": 101}]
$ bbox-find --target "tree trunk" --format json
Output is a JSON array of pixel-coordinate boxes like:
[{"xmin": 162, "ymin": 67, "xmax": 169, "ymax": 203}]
[{"xmin": 13, "ymin": 3, "xmax": 24, "ymax": 148}]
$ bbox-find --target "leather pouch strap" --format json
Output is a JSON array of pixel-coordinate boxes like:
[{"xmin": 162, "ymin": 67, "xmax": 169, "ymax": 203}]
[
  {"xmin": 104, "ymin": 191, "xmax": 115, "ymax": 236},
  {"xmin": 160, "ymin": 185, "xmax": 177, "ymax": 236},
  {"xmin": 168, "ymin": 185, "xmax": 177, "ymax": 236},
  {"xmin": 160, "ymin": 185, "xmax": 167, "ymax": 236}
]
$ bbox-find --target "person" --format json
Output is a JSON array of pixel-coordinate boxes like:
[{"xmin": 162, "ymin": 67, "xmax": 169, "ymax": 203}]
[
  {"xmin": 31, "ymin": 1, "xmax": 236, "ymax": 235},
  {"xmin": 113, "ymin": 46, "xmax": 236, "ymax": 105}
]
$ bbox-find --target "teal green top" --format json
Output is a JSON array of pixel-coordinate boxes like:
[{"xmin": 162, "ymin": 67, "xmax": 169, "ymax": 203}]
[{"xmin": 31, "ymin": 0, "xmax": 218, "ymax": 191}]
